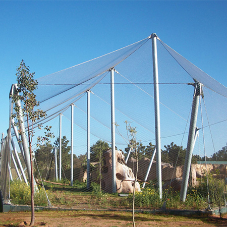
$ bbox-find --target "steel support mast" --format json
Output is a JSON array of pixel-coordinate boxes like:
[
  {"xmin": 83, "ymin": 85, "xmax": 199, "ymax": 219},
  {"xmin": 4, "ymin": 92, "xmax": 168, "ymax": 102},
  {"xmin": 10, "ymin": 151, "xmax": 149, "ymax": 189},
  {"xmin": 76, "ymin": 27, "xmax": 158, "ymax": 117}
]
[
  {"xmin": 87, "ymin": 90, "xmax": 91, "ymax": 189},
  {"xmin": 180, "ymin": 81, "xmax": 202, "ymax": 201},
  {"xmin": 111, "ymin": 68, "xmax": 116, "ymax": 193},
  {"xmin": 11, "ymin": 138, "xmax": 28, "ymax": 184},
  {"xmin": 54, "ymin": 147, "xmax": 58, "ymax": 181},
  {"xmin": 59, "ymin": 113, "xmax": 62, "ymax": 181},
  {"xmin": 10, "ymin": 84, "xmax": 32, "ymax": 184},
  {"xmin": 142, "ymin": 148, "xmax": 156, "ymax": 188},
  {"xmin": 151, "ymin": 33, "xmax": 162, "ymax": 199},
  {"xmin": 70, "ymin": 104, "xmax": 74, "ymax": 186}
]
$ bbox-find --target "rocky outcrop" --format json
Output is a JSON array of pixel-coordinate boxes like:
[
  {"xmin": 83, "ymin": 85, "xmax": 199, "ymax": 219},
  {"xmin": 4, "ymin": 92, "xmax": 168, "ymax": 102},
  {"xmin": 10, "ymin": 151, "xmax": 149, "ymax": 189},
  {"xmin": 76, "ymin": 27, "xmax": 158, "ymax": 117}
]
[
  {"xmin": 81, "ymin": 153, "xmax": 227, "ymax": 193},
  {"xmin": 91, "ymin": 149, "xmax": 141, "ymax": 193},
  {"xmin": 127, "ymin": 157, "xmax": 183, "ymax": 182}
]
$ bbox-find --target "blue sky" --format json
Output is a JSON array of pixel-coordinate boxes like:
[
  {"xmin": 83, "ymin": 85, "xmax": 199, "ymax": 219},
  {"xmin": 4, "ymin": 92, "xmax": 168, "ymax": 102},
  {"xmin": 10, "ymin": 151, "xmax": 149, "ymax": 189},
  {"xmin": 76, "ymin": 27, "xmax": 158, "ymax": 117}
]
[{"xmin": 1, "ymin": 0, "xmax": 227, "ymax": 156}]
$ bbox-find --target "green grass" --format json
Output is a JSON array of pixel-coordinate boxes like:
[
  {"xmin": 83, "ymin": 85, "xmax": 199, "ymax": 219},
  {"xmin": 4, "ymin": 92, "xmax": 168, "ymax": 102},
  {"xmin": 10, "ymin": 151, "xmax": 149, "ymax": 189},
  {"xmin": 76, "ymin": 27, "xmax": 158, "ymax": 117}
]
[{"xmin": 9, "ymin": 175, "xmax": 226, "ymax": 212}]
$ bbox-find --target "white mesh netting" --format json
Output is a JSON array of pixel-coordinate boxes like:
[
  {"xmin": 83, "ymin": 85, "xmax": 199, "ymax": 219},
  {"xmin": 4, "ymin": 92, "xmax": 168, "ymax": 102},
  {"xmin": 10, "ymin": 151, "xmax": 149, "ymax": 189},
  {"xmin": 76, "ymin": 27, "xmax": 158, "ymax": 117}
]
[{"xmin": 5, "ymin": 35, "xmax": 227, "ymax": 211}]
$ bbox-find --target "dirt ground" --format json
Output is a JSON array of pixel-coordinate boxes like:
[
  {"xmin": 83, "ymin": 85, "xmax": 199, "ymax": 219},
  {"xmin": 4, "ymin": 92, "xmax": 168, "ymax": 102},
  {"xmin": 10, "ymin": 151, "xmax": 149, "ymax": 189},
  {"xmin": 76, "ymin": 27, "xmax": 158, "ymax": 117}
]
[{"xmin": 0, "ymin": 210, "xmax": 227, "ymax": 227}]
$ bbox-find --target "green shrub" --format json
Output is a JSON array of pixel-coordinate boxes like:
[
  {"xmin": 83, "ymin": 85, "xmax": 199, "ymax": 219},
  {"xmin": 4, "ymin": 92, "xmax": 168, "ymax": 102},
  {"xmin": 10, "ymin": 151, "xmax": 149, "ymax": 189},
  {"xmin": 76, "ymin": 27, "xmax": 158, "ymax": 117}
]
[
  {"xmin": 184, "ymin": 188, "xmax": 207, "ymax": 209},
  {"xmin": 195, "ymin": 173, "xmax": 225, "ymax": 207},
  {"xmin": 10, "ymin": 180, "xmax": 49, "ymax": 206},
  {"xmin": 10, "ymin": 180, "xmax": 30, "ymax": 205},
  {"xmin": 91, "ymin": 182, "xmax": 101, "ymax": 195},
  {"xmin": 127, "ymin": 188, "xmax": 162, "ymax": 208}
]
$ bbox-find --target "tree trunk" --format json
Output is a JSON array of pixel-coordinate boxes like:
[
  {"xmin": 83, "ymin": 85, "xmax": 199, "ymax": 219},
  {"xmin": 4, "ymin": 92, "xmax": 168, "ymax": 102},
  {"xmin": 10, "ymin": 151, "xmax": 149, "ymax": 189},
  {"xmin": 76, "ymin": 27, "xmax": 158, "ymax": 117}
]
[
  {"xmin": 27, "ymin": 115, "xmax": 35, "ymax": 226},
  {"xmin": 99, "ymin": 150, "xmax": 101, "ymax": 192},
  {"xmin": 30, "ymin": 146, "xmax": 35, "ymax": 226},
  {"xmin": 132, "ymin": 148, "xmax": 138, "ymax": 227}
]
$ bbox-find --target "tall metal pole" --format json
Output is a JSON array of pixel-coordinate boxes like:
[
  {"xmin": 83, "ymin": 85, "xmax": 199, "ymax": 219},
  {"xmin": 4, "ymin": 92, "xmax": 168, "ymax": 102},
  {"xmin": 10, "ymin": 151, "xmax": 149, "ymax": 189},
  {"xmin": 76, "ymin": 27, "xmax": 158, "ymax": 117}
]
[
  {"xmin": 70, "ymin": 104, "xmax": 74, "ymax": 186},
  {"xmin": 180, "ymin": 81, "xmax": 202, "ymax": 201},
  {"xmin": 11, "ymin": 138, "xmax": 28, "ymax": 184},
  {"xmin": 1, "ymin": 133, "xmax": 3, "ymax": 152},
  {"xmin": 125, "ymin": 147, "xmax": 132, "ymax": 164},
  {"xmin": 11, "ymin": 119, "xmax": 24, "ymax": 158},
  {"xmin": 8, "ymin": 86, "xmax": 14, "ymax": 200},
  {"xmin": 111, "ymin": 68, "xmax": 116, "ymax": 193},
  {"xmin": 59, "ymin": 113, "xmax": 62, "ymax": 181},
  {"xmin": 87, "ymin": 90, "xmax": 91, "ymax": 189},
  {"xmin": 8, "ymin": 163, "xmax": 13, "ymax": 181},
  {"xmin": 11, "ymin": 152, "xmax": 21, "ymax": 180},
  {"xmin": 1, "ymin": 134, "xmax": 9, "ymax": 200},
  {"xmin": 151, "ymin": 33, "xmax": 162, "ymax": 199},
  {"xmin": 54, "ymin": 147, "xmax": 58, "ymax": 181},
  {"xmin": 142, "ymin": 148, "xmax": 156, "ymax": 188},
  {"xmin": 10, "ymin": 84, "xmax": 32, "ymax": 184}
]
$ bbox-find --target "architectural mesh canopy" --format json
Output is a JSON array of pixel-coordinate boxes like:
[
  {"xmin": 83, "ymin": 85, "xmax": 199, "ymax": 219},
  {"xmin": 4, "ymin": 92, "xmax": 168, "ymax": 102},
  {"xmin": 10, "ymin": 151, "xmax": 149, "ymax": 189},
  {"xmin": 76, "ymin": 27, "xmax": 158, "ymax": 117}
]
[
  {"xmin": 36, "ymin": 38, "xmax": 149, "ymax": 103},
  {"xmin": 159, "ymin": 39, "xmax": 227, "ymax": 98},
  {"xmin": 11, "ymin": 35, "xmax": 225, "ymax": 161},
  {"xmin": 7, "ymin": 34, "xmax": 227, "ymax": 208},
  {"xmin": 34, "ymin": 36, "xmax": 227, "ymax": 122},
  {"xmin": 7, "ymin": 35, "xmax": 226, "ymax": 164},
  {"xmin": 33, "ymin": 38, "xmax": 150, "ymax": 126}
]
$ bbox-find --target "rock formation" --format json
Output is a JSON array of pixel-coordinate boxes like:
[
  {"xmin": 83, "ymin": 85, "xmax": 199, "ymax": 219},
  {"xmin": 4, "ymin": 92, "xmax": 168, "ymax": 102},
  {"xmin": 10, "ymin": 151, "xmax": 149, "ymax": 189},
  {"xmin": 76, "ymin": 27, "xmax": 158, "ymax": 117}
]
[{"xmin": 91, "ymin": 149, "xmax": 141, "ymax": 193}]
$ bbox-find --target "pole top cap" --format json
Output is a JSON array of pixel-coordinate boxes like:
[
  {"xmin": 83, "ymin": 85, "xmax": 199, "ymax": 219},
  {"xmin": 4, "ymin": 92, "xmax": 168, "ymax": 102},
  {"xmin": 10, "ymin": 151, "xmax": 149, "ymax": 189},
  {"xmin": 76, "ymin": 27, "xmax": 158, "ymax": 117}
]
[{"xmin": 150, "ymin": 33, "xmax": 158, "ymax": 39}]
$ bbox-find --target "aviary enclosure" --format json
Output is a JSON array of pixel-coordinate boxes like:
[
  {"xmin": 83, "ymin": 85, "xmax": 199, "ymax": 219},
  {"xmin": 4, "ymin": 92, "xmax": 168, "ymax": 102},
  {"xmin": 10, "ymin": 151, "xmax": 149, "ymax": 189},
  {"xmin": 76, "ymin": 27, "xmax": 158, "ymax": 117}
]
[{"xmin": 1, "ymin": 34, "xmax": 227, "ymax": 212}]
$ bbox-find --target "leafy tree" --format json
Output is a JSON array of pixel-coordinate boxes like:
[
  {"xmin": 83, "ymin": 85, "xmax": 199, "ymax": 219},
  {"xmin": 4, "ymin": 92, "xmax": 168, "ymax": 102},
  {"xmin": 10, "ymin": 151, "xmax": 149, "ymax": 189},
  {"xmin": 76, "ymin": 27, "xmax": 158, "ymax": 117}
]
[
  {"xmin": 54, "ymin": 136, "xmax": 71, "ymax": 174},
  {"xmin": 125, "ymin": 141, "xmax": 153, "ymax": 160},
  {"xmin": 11, "ymin": 60, "xmax": 48, "ymax": 225},
  {"xmin": 137, "ymin": 142, "xmax": 146, "ymax": 160},
  {"xmin": 90, "ymin": 140, "xmax": 110, "ymax": 163},
  {"xmin": 162, "ymin": 142, "xmax": 202, "ymax": 166},
  {"xmin": 162, "ymin": 142, "xmax": 186, "ymax": 166},
  {"xmin": 211, "ymin": 145, "xmax": 227, "ymax": 161},
  {"xmin": 125, "ymin": 141, "xmax": 146, "ymax": 160},
  {"xmin": 125, "ymin": 141, "xmax": 156, "ymax": 161},
  {"xmin": 191, "ymin": 154, "xmax": 202, "ymax": 164},
  {"xmin": 74, "ymin": 154, "xmax": 87, "ymax": 169},
  {"xmin": 90, "ymin": 140, "xmax": 110, "ymax": 191},
  {"xmin": 144, "ymin": 142, "xmax": 156, "ymax": 159},
  {"xmin": 35, "ymin": 142, "xmax": 54, "ymax": 179}
]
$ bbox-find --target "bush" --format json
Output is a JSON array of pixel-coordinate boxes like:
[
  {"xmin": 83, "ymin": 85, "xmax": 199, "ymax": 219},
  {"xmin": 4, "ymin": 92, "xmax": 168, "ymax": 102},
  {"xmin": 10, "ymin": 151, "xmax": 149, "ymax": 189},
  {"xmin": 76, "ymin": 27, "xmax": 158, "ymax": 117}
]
[
  {"xmin": 127, "ymin": 188, "xmax": 162, "ymax": 208},
  {"xmin": 91, "ymin": 182, "xmax": 103, "ymax": 196},
  {"xmin": 184, "ymin": 188, "xmax": 207, "ymax": 210},
  {"xmin": 195, "ymin": 173, "xmax": 225, "ymax": 207},
  {"xmin": 10, "ymin": 180, "xmax": 49, "ymax": 206}
]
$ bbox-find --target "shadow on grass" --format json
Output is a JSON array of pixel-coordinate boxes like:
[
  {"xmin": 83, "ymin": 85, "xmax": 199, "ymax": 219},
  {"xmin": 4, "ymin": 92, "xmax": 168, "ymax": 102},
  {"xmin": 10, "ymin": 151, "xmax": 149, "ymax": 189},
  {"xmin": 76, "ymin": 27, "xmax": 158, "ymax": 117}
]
[
  {"xmin": 44, "ymin": 184, "xmax": 90, "ymax": 193},
  {"xmin": 201, "ymin": 216, "xmax": 227, "ymax": 226},
  {"xmin": 72, "ymin": 212, "xmax": 227, "ymax": 226},
  {"xmin": 69, "ymin": 212, "xmax": 162, "ymax": 222},
  {"xmin": 2, "ymin": 211, "xmax": 227, "ymax": 226}
]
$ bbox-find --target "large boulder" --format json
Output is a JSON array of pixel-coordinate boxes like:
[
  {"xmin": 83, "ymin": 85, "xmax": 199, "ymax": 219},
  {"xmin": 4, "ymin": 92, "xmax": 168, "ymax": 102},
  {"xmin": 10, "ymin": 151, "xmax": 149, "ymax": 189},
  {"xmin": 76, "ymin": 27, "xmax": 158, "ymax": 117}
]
[
  {"xmin": 127, "ymin": 157, "xmax": 183, "ymax": 182},
  {"xmin": 92, "ymin": 149, "xmax": 140, "ymax": 193}
]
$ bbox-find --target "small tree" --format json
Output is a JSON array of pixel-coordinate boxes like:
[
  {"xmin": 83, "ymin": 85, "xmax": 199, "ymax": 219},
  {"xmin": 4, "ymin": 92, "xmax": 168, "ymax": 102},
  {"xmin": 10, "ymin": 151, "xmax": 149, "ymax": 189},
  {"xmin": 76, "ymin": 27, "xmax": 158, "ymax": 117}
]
[
  {"xmin": 11, "ymin": 60, "xmax": 49, "ymax": 226},
  {"xmin": 90, "ymin": 140, "xmax": 110, "ymax": 192},
  {"xmin": 125, "ymin": 121, "xmax": 137, "ymax": 227}
]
